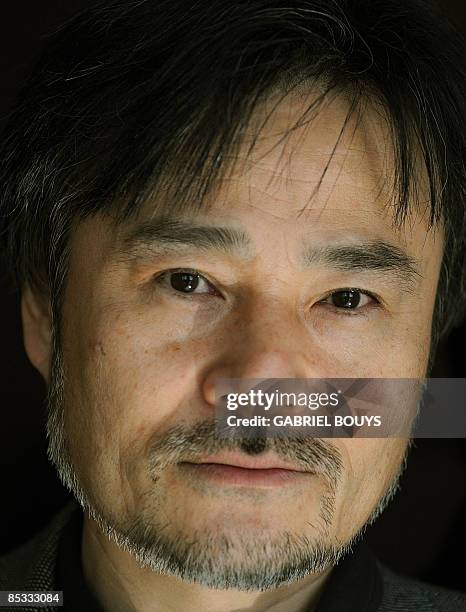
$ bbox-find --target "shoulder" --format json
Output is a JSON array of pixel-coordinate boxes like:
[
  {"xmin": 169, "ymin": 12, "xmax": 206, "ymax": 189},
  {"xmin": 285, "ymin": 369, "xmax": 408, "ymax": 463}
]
[
  {"xmin": 378, "ymin": 563, "xmax": 466, "ymax": 612},
  {"xmin": 0, "ymin": 501, "xmax": 79, "ymax": 592}
]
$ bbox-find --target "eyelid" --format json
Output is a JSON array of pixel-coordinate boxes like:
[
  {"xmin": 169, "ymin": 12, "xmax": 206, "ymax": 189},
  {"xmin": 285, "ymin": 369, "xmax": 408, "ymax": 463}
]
[{"xmin": 324, "ymin": 287, "xmax": 380, "ymax": 300}]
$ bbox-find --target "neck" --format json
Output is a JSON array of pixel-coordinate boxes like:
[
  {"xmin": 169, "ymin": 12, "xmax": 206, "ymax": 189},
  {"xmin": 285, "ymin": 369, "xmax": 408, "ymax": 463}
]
[{"xmin": 81, "ymin": 515, "xmax": 333, "ymax": 612}]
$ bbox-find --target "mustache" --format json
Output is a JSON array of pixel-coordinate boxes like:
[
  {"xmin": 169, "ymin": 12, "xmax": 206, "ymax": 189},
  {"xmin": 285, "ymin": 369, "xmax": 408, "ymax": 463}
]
[{"xmin": 146, "ymin": 420, "xmax": 343, "ymax": 489}]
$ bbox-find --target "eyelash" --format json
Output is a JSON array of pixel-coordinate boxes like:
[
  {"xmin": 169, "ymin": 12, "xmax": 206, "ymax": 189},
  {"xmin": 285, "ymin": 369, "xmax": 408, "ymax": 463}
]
[{"xmin": 152, "ymin": 269, "xmax": 381, "ymax": 313}]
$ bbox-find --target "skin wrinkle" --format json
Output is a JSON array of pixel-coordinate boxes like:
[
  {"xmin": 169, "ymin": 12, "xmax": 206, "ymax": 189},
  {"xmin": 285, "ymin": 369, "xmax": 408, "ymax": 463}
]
[
  {"xmin": 35, "ymin": 90, "xmax": 444, "ymax": 612},
  {"xmin": 303, "ymin": 103, "xmax": 358, "ymax": 216}
]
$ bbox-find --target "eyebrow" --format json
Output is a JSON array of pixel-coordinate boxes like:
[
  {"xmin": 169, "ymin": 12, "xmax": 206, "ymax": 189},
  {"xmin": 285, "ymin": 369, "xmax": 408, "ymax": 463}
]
[
  {"xmin": 119, "ymin": 217, "xmax": 421, "ymax": 289},
  {"xmin": 120, "ymin": 217, "xmax": 253, "ymax": 259},
  {"xmin": 303, "ymin": 241, "xmax": 421, "ymax": 289}
]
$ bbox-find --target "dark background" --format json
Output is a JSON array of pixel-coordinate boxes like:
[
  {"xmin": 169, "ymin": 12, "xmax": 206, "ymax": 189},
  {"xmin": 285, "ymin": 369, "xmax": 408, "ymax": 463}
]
[{"xmin": 0, "ymin": 0, "xmax": 465, "ymax": 592}]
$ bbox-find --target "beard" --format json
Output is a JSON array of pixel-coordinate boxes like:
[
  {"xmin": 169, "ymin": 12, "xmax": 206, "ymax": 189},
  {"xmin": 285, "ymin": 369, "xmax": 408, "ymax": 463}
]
[{"xmin": 46, "ymin": 336, "xmax": 409, "ymax": 592}]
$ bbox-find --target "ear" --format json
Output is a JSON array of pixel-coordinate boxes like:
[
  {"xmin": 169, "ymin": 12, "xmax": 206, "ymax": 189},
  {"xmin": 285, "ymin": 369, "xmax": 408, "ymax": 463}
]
[{"xmin": 21, "ymin": 284, "xmax": 53, "ymax": 382}]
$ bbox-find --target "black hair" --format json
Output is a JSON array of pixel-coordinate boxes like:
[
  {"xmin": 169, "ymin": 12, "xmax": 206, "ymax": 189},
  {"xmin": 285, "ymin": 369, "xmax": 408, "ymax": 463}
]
[{"xmin": 0, "ymin": 0, "xmax": 464, "ymax": 357}]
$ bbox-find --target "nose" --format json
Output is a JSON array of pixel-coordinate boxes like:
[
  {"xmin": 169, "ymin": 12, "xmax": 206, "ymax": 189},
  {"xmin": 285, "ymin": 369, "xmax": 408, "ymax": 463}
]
[{"xmin": 202, "ymin": 295, "xmax": 321, "ymax": 407}]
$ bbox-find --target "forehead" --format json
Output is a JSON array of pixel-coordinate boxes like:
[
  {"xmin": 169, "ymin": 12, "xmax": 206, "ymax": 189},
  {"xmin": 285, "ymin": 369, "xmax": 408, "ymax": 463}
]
[
  {"xmin": 223, "ymin": 91, "xmax": 395, "ymax": 215},
  {"xmin": 129, "ymin": 90, "xmax": 437, "ymax": 255},
  {"xmin": 68, "ymin": 89, "xmax": 442, "ymax": 279}
]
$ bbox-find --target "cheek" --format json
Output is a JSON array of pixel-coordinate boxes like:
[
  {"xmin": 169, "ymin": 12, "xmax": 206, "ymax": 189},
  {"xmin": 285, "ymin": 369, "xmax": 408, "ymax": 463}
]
[
  {"xmin": 62, "ymin": 307, "xmax": 215, "ymax": 457},
  {"xmin": 345, "ymin": 315, "xmax": 432, "ymax": 378},
  {"xmin": 60, "ymin": 306, "xmax": 221, "ymax": 514},
  {"xmin": 334, "ymin": 438, "xmax": 408, "ymax": 540}
]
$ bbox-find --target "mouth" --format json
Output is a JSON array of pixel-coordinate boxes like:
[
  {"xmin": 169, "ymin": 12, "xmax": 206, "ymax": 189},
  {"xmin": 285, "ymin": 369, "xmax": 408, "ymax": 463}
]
[{"xmin": 178, "ymin": 452, "xmax": 312, "ymax": 487}]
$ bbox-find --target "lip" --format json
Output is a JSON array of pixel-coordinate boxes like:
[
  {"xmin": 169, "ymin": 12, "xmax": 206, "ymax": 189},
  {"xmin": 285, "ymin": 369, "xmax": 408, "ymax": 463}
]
[
  {"xmin": 177, "ymin": 452, "xmax": 311, "ymax": 487},
  {"xmin": 188, "ymin": 451, "xmax": 306, "ymax": 472}
]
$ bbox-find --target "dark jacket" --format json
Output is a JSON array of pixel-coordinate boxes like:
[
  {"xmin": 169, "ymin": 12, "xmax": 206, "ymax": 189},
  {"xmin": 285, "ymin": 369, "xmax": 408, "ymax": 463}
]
[{"xmin": 0, "ymin": 501, "xmax": 465, "ymax": 612}]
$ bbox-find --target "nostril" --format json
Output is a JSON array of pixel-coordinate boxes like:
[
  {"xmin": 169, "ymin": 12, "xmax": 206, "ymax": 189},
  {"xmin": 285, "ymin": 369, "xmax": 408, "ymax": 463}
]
[{"xmin": 240, "ymin": 436, "xmax": 267, "ymax": 455}]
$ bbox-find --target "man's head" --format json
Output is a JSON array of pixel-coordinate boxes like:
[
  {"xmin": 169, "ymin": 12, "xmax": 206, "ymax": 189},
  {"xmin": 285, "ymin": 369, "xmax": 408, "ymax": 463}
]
[{"xmin": 1, "ymin": 0, "xmax": 464, "ymax": 593}]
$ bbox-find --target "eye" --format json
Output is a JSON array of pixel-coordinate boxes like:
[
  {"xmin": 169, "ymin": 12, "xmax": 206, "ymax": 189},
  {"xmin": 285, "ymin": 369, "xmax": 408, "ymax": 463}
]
[
  {"xmin": 155, "ymin": 269, "xmax": 219, "ymax": 296},
  {"xmin": 320, "ymin": 289, "xmax": 377, "ymax": 310}
]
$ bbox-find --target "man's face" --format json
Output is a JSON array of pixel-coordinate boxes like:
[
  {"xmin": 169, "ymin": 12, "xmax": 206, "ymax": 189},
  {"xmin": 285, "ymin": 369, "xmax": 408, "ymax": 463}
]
[{"xmin": 43, "ymin": 92, "xmax": 442, "ymax": 588}]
